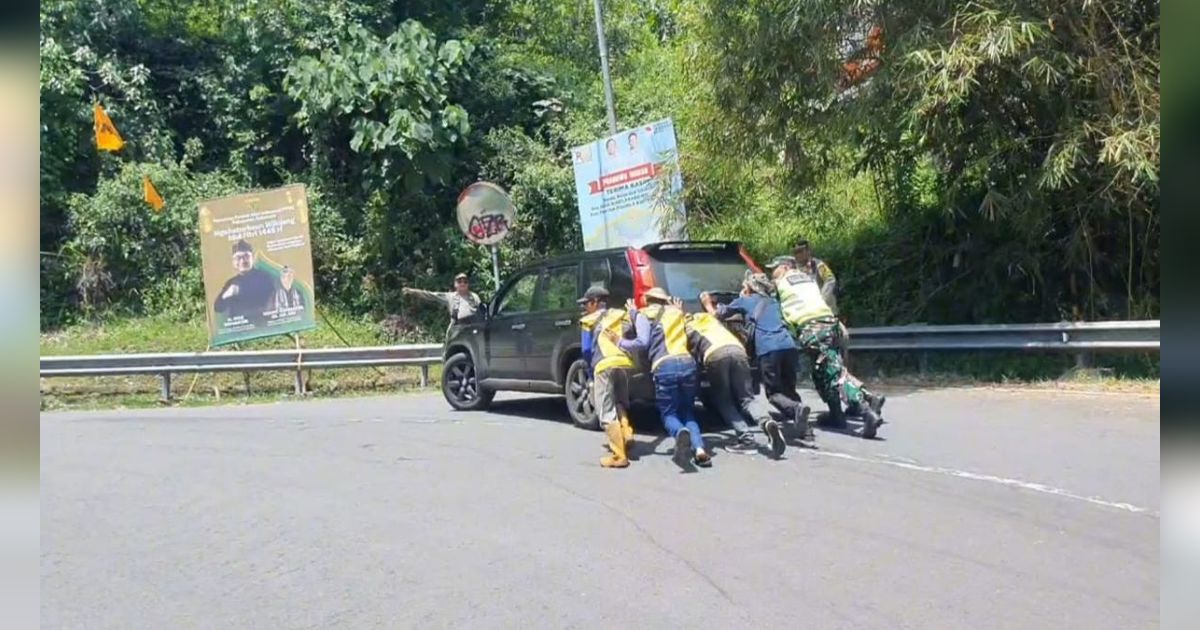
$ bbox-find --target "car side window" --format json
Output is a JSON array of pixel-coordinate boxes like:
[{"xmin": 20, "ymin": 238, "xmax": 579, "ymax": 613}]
[
  {"xmin": 537, "ymin": 264, "xmax": 580, "ymax": 312},
  {"xmin": 583, "ymin": 258, "xmax": 610, "ymax": 292},
  {"xmin": 495, "ymin": 271, "xmax": 539, "ymax": 316},
  {"xmin": 582, "ymin": 256, "xmax": 633, "ymax": 305}
]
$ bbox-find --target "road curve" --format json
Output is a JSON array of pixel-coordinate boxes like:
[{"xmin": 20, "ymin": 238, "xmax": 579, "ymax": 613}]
[{"xmin": 42, "ymin": 386, "xmax": 1159, "ymax": 629}]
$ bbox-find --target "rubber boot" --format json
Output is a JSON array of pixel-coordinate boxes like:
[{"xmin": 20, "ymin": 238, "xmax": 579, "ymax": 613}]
[
  {"xmin": 600, "ymin": 422, "xmax": 630, "ymax": 468},
  {"xmin": 619, "ymin": 411, "xmax": 634, "ymax": 443},
  {"xmin": 860, "ymin": 407, "xmax": 880, "ymax": 440},
  {"xmin": 867, "ymin": 392, "xmax": 887, "ymax": 423},
  {"xmin": 825, "ymin": 397, "xmax": 847, "ymax": 428}
]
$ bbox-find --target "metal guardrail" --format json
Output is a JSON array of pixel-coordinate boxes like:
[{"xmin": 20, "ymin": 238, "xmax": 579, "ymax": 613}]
[
  {"xmin": 40, "ymin": 321, "xmax": 1157, "ymax": 401},
  {"xmin": 40, "ymin": 344, "xmax": 443, "ymax": 401},
  {"xmin": 847, "ymin": 320, "xmax": 1160, "ymax": 352}
]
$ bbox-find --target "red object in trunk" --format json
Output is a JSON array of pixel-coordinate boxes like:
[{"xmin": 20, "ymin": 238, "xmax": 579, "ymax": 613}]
[{"xmin": 626, "ymin": 248, "xmax": 657, "ymax": 308}]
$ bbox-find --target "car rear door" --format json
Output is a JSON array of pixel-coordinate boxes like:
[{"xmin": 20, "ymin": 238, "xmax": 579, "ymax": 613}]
[
  {"xmin": 485, "ymin": 268, "xmax": 540, "ymax": 378},
  {"xmin": 522, "ymin": 262, "xmax": 582, "ymax": 382},
  {"xmin": 643, "ymin": 242, "xmax": 754, "ymax": 312}
]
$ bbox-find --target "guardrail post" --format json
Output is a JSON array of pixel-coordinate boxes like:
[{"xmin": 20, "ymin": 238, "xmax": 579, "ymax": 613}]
[
  {"xmin": 1074, "ymin": 352, "xmax": 1093, "ymax": 371},
  {"xmin": 420, "ymin": 365, "xmax": 429, "ymax": 388},
  {"xmin": 294, "ymin": 369, "xmax": 304, "ymax": 396},
  {"xmin": 160, "ymin": 372, "xmax": 172, "ymax": 403}
]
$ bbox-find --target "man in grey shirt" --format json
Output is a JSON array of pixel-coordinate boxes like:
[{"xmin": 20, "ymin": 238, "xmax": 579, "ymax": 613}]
[{"xmin": 403, "ymin": 273, "xmax": 481, "ymax": 323}]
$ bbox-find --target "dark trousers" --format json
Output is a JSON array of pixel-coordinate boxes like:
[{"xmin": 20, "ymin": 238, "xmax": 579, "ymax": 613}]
[
  {"xmin": 706, "ymin": 345, "xmax": 773, "ymax": 434},
  {"xmin": 759, "ymin": 347, "xmax": 804, "ymax": 419}
]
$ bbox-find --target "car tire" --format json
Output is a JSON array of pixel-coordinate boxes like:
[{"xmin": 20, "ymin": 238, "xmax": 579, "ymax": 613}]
[
  {"xmin": 441, "ymin": 352, "xmax": 494, "ymax": 411},
  {"xmin": 564, "ymin": 358, "xmax": 600, "ymax": 430}
]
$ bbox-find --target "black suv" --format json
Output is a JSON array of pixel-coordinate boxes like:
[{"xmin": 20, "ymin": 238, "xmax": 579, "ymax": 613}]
[{"xmin": 439, "ymin": 241, "xmax": 760, "ymax": 429}]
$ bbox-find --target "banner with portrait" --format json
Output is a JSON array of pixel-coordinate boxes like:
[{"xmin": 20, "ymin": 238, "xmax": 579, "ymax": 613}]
[
  {"xmin": 198, "ymin": 184, "xmax": 317, "ymax": 346},
  {"xmin": 570, "ymin": 117, "xmax": 686, "ymax": 251}
]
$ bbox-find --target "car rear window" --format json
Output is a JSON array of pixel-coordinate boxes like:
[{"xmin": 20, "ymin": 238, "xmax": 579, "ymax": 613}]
[{"xmin": 647, "ymin": 247, "xmax": 750, "ymax": 305}]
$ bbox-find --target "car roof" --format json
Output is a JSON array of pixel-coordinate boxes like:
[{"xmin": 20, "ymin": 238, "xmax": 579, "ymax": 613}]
[{"xmin": 515, "ymin": 240, "xmax": 744, "ymax": 271}]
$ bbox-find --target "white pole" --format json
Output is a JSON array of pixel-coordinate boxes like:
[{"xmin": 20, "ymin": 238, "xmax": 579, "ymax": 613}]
[{"xmin": 490, "ymin": 244, "xmax": 501, "ymax": 290}]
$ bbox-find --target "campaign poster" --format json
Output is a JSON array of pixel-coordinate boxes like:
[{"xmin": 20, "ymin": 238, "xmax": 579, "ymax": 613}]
[
  {"xmin": 198, "ymin": 184, "xmax": 317, "ymax": 346},
  {"xmin": 570, "ymin": 117, "xmax": 686, "ymax": 251}
]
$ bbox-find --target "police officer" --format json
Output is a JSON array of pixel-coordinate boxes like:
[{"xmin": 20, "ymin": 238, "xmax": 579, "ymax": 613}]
[
  {"xmin": 792, "ymin": 239, "xmax": 838, "ymax": 314},
  {"xmin": 618, "ymin": 288, "xmax": 711, "ymax": 468},
  {"xmin": 578, "ymin": 286, "xmax": 636, "ymax": 468},
  {"xmin": 767, "ymin": 256, "xmax": 886, "ymax": 439},
  {"xmin": 701, "ymin": 272, "xmax": 815, "ymax": 444},
  {"xmin": 402, "ymin": 273, "xmax": 481, "ymax": 324},
  {"xmin": 686, "ymin": 310, "xmax": 787, "ymax": 459},
  {"xmin": 793, "ymin": 239, "xmax": 849, "ymax": 357}
]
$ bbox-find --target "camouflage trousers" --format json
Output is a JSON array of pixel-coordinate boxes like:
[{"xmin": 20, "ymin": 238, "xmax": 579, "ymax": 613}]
[{"xmin": 795, "ymin": 317, "xmax": 868, "ymax": 410}]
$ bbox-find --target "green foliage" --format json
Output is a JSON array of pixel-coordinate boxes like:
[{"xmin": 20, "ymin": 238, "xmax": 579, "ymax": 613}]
[
  {"xmin": 55, "ymin": 159, "xmax": 241, "ymax": 320},
  {"xmin": 39, "ymin": 0, "xmax": 1159, "ymax": 338}
]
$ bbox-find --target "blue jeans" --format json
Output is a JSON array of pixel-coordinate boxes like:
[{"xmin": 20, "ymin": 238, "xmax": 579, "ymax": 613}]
[{"xmin": 653, "ymin": 357, "xmax": 703, "ymax": 451}]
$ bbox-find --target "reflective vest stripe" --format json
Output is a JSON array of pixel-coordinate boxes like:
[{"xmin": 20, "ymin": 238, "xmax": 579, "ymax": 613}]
[
  {"xmin": 689, "ymin": 313, "xmax": 742, "ymax": 362},
  {"xmin": 646, "ymin": 305, "xmax": 691, "ymax": 371},
  {"xmin": 776, "ymin": 273, "xmax": 834, "ymax": 328},
  {"xmin": 586, "ymin": 308, "xmax": 634, "ymax": 373}
]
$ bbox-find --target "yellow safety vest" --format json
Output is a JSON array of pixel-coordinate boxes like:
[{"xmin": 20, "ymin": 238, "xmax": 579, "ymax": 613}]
[
  {"xmin": 642, "ymin": 304, "xmax": 691, "ymax": 370},
  {"xmin": 687, "ymin": 312, "xmax": 743, "ymax": 363},
  {"xmin": 775, "ymin": 272, "xmax": 833, "ymax": 329},
  {"xmin": 580, "ymin": 308, "xmax": 634, "ymax": 374}
]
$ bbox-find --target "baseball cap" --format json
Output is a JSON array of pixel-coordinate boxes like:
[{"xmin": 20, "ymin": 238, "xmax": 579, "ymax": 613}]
[
  {"xmin": 765, "ymin": 255, "xmax": 797, "ymax": 269},
  {"xmin": 576, "ymin": 285, "xmax": 610, "ymax": 304},
  {"xmin": 454, "ymin": 272, "xmax": 469, "ymax": 282}
]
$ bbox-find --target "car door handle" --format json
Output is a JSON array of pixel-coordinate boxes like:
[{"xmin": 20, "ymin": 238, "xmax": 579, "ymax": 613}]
[
  {"xmin": 554, "ymin": 319, "xmax": 573, "ymax": 327},
  {"xmin": 510, "ymin": 323, "xmax": 526, "ymax": 331}
]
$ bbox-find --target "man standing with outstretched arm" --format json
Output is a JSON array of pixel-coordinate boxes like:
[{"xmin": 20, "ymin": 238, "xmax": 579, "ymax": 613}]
[
  {"xmin": 578, "ymin": 287, "xmax": 636, "ymax": 468},
  {"xmin": 702, "ymin": 273, "xmax": 815, "ymax": 444},
  {"xmin": 403, "ymin": 273, "xmax": 482, "ymax": 329}
]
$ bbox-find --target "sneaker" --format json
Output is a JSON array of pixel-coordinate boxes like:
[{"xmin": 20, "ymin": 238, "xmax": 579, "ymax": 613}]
[
  {"xmin": 694, "ymin": 448, "xmax": 713, "ymax": 468},
  {"xmin": 795, "ymin": 404, "xmax": 815, "ymax": 442},
  {"xmin": 764, "ymin": 419, "xmax": 786, "ymax": 459},
  {"xmin": 725, "ymin": 433, "xmax": 760, "ymax": 455},
  {"xmin": 673, "ymin": 428, "xmax": 694, "ymax": 468},
  {"xmin": 794, "ymin": 403, "xmax": 811, "ymax": 428}
]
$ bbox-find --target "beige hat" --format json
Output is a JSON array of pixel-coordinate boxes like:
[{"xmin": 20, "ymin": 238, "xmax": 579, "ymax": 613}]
[{"xmin": 643, "ymin": 287, "xmax": 671, "ymax": 303}]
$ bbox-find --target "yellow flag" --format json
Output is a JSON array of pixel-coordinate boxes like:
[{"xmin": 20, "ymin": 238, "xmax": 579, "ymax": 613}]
[
  {"xmin": 93, "ymin": 103, "xmax": 125, "ymax": 152},
  {"xmin": 143, "ymin": 175, "xmax": 164, "ymax": 211}
]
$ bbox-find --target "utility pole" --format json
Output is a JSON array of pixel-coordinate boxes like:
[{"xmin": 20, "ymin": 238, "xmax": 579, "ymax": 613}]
[{"xmin": 592, "ymin": 0, "xmax": 618, "ymax": 134}]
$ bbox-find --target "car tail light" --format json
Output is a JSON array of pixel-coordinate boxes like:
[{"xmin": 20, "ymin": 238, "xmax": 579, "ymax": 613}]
[
  {"xmin": 738, "ymin": 244, "xmax": 763, "ymax": 273},
  {"xmin": 626, "ymin": 248, "xmax": 656, "ymax": 308}
]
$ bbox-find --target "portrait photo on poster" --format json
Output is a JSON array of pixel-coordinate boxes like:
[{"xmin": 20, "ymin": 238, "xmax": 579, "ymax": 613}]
[{"xmin": 197, "ymin": 184, "xmax": 318, "ymax": 346}]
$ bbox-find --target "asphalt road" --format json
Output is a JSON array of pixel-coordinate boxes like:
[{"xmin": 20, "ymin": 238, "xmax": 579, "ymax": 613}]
[{"xmin": 42, "ymin": 386, "xmax": 1160, "ymax": 629}]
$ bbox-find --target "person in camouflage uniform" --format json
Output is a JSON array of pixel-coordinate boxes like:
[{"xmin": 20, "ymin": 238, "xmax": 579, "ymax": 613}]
[{"xmin": 765, "ymin": 255, "xmax": 886, "ymax": 439}]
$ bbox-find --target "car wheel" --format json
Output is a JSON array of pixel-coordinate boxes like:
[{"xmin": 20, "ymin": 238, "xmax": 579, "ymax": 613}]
[
  {"xmin": 564, "ymin": 358, "xmax": 600, "ymax": 430},
  {"xmin": 441, "ymin": 352, "xmax": 494, "ymax": 411}
]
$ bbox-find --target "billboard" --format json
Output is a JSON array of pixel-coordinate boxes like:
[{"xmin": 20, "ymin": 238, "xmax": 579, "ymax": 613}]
[
  {"xmin": 571, "ymin": 117, "xmax": 685, "ymax": 251},
  {"xmin": 198, "ymin": 184, "xmax": 317, "ymax": 346}
]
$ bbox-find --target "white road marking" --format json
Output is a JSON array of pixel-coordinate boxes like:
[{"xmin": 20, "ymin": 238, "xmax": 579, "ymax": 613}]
[{"xmin": 810, "ymin": 449, "xmax": 1157, "ymax": 517}]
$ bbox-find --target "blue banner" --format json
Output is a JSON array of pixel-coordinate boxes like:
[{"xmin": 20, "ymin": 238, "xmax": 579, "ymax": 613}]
[{"xmin": 571, "ymin": 118, "xmax": 686, "ymax": 251}]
